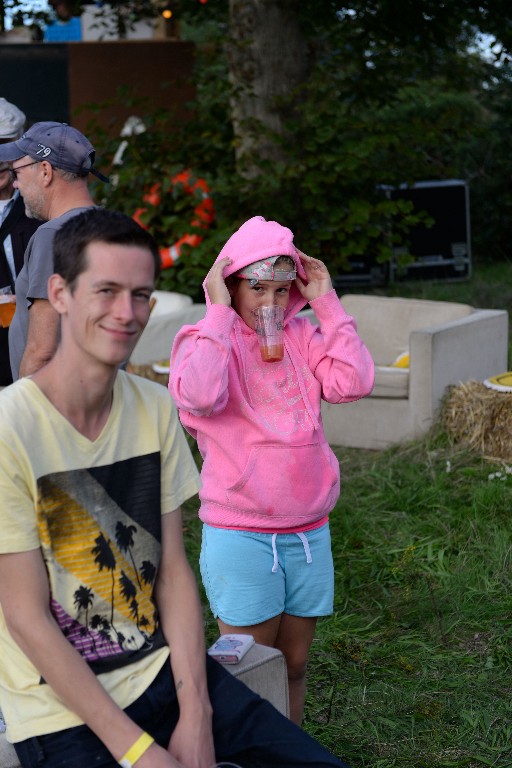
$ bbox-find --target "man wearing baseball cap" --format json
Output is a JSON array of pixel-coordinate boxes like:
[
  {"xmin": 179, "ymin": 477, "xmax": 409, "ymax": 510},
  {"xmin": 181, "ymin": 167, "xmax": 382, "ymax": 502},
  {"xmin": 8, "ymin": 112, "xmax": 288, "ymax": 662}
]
[
  {"xmin": 0, "ymin": 120, "xmax": 108, "ymax": 380},
  {"xmin": 0, "ymin": 99, "xmax": 41, "ymax": 387}
]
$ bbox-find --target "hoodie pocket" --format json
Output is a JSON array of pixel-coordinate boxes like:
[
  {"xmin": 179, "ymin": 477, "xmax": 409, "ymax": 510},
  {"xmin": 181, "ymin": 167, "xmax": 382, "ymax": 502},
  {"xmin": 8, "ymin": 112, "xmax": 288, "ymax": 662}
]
[{"xmin": 226, "ymin": 443, "xmax": 339, "ymax": 520}]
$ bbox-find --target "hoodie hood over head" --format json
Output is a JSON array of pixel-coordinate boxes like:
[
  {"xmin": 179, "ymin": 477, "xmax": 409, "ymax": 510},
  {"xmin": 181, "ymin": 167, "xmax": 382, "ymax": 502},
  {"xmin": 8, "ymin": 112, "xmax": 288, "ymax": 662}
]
[{"xmin": 203, "ymin": 216, "xmax": 309, "ymax": 321}]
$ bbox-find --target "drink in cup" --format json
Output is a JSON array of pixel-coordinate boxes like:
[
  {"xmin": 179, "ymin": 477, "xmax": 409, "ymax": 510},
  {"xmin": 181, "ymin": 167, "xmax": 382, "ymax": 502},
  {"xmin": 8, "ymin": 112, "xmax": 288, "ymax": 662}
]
[
  {"xmin": 0, "ymin": 294, "xmax": 15, "ymax": 328},
  {"xmin": 254, "ymin": 305, "xmax": 284, "ymax": 362}
]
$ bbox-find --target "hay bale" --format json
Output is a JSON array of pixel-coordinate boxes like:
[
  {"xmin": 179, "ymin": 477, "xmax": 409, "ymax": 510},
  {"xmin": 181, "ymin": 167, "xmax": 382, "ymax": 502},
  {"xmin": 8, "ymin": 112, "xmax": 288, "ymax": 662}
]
[{"xmin": 440, "ymin": 380, "xmax": 512, "ymax": 460}]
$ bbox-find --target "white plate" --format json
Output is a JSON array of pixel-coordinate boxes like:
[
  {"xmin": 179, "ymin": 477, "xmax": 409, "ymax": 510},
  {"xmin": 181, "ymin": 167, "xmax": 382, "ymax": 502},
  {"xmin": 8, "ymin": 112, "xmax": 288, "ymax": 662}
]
[
  {"xmin": 483, "ymin": 372, "xmax": 512, "ymax": 392},
  {"xmin": 151, "ymin": 361, "xmax": 170, "ymax": 374}
]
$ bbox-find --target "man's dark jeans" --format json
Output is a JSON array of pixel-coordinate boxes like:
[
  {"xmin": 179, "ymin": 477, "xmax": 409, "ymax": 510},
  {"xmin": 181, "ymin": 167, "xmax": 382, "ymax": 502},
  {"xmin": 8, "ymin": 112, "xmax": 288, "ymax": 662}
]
[{"xmin": 14, "ymin": 656, "xmax": 350, "ymax": 768}]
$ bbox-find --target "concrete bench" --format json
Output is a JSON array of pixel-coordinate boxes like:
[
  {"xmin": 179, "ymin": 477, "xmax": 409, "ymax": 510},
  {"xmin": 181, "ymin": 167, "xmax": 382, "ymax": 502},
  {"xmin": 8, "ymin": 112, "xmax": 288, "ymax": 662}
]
[
  {"xmin": 0, "ymin": 644, "xmax": 288, "ymax": 767},
  {"xmin": 318, "ymin": 295, "xmax": 509, "ymax": 448}
]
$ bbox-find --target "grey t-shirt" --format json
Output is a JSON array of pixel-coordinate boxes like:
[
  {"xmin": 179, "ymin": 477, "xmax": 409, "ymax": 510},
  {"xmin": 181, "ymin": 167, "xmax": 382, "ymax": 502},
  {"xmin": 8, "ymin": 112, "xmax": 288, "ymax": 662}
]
[{"xmin": 9, "ymin": 207, "xmax": 93, "ymax": 380}]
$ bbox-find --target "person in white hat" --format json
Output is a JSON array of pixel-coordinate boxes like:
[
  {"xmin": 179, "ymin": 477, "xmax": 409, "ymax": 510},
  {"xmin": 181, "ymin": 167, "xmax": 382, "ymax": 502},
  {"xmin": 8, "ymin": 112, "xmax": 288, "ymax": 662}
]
[
  {"xmin": 0, "ymin": 97, "xmax": 26, "ymax": 141},
  {"xmin": 0, "ymin": 98, "xmax": 40, "ymax": 387}
]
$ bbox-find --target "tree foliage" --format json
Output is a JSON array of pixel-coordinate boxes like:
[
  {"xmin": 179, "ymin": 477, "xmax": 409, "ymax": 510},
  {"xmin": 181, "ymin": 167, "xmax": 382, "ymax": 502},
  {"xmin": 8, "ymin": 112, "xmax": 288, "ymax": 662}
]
[{"xmin": 86, "ymin": 1, "xmax": 512, "ymax": 298}]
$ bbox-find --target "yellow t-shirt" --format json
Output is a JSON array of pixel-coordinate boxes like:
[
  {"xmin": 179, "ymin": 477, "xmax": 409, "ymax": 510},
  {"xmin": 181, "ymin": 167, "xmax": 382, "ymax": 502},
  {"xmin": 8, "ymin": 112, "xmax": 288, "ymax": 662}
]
[{"xmin": 0, "ymin": 372, "xmax": 200, "ymax": 742}]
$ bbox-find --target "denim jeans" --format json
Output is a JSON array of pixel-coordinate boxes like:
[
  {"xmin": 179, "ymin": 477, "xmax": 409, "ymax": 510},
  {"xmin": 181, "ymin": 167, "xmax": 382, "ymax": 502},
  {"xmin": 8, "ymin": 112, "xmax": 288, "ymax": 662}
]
[{"xmin": 14, "ymin": 656, "xmax": 349, "ymax": 768}]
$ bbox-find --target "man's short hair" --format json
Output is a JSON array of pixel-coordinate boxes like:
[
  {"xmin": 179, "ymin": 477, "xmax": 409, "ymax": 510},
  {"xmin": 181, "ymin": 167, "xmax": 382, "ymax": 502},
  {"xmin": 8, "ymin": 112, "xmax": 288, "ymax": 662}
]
[{"xmin": 53, "ymin": 208, "xmax": 162, "ymax": 288}]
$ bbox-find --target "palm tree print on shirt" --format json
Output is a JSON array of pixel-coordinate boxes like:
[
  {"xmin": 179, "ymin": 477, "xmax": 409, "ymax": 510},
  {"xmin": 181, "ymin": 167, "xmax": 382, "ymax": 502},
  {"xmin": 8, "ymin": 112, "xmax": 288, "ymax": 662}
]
[
  {"xmin": 115, "ymin": 522, "xmax": 143, "ymax": 588},
  {"xmin": 37, "ymin": 455, "xmax": 162, "ymax": 667}
]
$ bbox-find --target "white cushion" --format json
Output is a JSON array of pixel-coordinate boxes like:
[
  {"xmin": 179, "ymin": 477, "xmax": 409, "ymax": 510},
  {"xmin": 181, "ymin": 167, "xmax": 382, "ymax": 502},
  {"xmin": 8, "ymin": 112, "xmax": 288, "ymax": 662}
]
[
  {"xmin": 340, "ymin": 294, "xmax": 473, "ymax": 366},
  {"xmin": 373, "ymin": 366, "xmax": 409, "ymax": 398}
]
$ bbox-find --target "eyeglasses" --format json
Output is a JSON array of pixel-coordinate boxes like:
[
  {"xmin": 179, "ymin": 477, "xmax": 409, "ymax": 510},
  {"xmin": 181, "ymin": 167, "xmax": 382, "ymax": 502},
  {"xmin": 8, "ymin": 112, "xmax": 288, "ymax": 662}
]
[{"xmin": 9, "ymin": 160, "xmax": 40, "ymax": 181}]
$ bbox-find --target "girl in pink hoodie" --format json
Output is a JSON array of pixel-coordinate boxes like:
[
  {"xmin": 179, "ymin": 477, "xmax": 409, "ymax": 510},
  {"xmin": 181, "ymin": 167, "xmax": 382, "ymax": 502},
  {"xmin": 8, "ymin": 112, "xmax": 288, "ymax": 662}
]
[{"xmin": 169, "ymin": 216, "xmax": 374, "ymax": 724}]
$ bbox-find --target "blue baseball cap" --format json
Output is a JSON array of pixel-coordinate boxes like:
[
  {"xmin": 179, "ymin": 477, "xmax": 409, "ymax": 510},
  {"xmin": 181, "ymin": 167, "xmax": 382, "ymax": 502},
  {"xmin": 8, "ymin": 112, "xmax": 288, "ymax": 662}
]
[{"xmin": 0, "ymin": 121, "xmax": 109, "ymax": 182}]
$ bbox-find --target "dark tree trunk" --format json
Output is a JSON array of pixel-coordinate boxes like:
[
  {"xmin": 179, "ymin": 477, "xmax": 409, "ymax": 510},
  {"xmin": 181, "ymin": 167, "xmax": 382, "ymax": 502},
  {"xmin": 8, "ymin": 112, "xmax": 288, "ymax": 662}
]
[{"xmin": 227, "ymin": 0, "xmax": 309, "ymax": 175}]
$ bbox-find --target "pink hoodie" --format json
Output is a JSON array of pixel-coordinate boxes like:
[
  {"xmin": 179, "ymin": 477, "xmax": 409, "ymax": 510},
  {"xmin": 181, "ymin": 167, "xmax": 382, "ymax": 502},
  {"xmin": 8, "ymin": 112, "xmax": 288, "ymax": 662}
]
[{"xmin": 169, "ymin": 216, "xmax": 374, "ymax": 532}]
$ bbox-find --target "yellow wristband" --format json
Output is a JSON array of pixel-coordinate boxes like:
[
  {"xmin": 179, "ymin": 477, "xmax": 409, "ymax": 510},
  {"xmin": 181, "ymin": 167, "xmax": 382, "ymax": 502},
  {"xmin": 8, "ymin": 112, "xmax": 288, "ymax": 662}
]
[{"xmin": 119, "ymin": 732, "xmax": 154, "ymax": 768}]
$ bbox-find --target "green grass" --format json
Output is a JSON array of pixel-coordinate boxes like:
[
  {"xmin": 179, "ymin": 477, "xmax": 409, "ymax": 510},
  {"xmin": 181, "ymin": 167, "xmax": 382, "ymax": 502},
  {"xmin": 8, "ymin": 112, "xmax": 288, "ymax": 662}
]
[
  {"xmin": 181, "ymin": 260, "xmax": 512, "ymax": 768},
  {"xmin": 182, "ymin": 437, "xmax": 512, "ymax": 768},
  {"xmin": 304, "ymin": 438, "xmax": 512, "ymax": 768}
]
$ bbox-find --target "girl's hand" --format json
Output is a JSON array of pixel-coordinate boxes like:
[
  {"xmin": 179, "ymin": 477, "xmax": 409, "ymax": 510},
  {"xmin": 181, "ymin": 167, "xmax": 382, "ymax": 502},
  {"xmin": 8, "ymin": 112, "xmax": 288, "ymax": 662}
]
[
  {"xmin": 206, "ymin": 257, "xmax": 232, "ymax": 306},
  {"xmin": 294, "ymin": 249, "xmax": 333, "ymax": 301}
]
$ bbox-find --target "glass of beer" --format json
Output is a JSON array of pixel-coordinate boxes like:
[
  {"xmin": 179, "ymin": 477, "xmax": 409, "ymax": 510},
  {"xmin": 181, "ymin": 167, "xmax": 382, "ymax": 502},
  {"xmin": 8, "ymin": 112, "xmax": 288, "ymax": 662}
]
[
  {"xmin": 0, "ymin": 291, "xmax": 15, "ymax": 328},
  {"xmin": 254, "ymin": 305, "xmax": 285, "ymax": 362}
]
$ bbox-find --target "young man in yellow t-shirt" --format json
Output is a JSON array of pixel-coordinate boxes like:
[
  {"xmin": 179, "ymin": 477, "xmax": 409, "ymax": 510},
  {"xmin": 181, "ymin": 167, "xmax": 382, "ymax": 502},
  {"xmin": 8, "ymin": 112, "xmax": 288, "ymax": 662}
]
[{"xmin": 0, "ymin": 208, "xmax": 349, "ymax": 768}]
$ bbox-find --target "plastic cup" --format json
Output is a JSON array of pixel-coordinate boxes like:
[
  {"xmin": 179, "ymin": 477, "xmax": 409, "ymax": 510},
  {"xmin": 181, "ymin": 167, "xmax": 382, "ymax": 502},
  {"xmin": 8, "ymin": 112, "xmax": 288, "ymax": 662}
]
[
  {"xmin": 254, "ymin": 305, "xmax": 284, "ymax": 362},
  {"xmin": 0, "ymin": 295, "xmax": 16, "ymax": 328}
]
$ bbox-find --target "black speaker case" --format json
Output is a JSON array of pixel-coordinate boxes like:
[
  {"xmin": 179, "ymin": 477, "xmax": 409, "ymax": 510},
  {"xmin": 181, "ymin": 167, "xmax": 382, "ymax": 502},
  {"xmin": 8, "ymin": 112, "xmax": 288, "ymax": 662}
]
[{"xmin": 385, "ymin": 179, "xmax": 471, "ymax": 283}]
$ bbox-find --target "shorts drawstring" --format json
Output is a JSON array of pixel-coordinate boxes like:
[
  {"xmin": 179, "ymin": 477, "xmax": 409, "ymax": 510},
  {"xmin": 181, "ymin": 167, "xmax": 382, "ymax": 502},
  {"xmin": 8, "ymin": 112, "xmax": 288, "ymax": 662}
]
[
  {"xmin": 270, "ymin": 532, "xmax": 313, "ymax": 573},
  {"xmin": 271, "ymin": 533, "xmax": 279, "ymax": 573},
  {"xmin": 297, "ymin": 532, "xmax": 313, "ymax": 564}
]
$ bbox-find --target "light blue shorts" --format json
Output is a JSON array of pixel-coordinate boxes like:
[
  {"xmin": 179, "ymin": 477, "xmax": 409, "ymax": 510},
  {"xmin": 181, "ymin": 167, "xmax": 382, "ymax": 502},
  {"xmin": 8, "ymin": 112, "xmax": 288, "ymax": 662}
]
[{"xmin": 200, "ymin": 522, "xmax": 334, "ymax": 626}]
